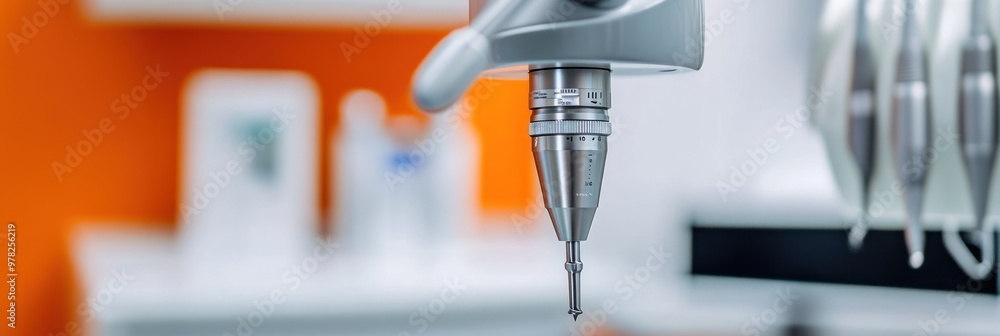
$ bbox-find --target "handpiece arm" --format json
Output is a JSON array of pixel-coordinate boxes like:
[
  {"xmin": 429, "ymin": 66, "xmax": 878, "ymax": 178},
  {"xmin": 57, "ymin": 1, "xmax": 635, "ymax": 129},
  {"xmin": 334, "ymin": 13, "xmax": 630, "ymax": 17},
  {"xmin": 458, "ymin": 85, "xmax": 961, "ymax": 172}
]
[{"xmin": 412, "ymin": 0, "xmax": 528, "ymax": 111}]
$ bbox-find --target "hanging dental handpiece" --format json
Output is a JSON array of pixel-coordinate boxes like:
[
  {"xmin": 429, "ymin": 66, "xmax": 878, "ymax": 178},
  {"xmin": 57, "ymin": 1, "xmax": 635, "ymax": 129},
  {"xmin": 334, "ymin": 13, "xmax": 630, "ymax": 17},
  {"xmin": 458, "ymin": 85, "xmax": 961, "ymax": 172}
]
[
  {"xmin": 943, "ymin": 0, "xmax": 996, "ymax": 279},
  {"xmin": 847, "ymin": 0, "xmax": 878, "ymax": 251},
  {"xmin": 891, "ymin": 0, "xmax": 931, "ymax": 269}
]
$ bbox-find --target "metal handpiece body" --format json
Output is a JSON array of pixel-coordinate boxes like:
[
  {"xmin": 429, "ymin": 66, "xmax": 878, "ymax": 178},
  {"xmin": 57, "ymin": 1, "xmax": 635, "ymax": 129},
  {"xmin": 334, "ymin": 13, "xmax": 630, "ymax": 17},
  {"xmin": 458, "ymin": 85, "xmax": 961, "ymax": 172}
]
[
  {"xmin": 530, "ymin": 64, "xmax": 611, "ymax": 319},
  {"xmin": 847, "ymin": 0, "xmax": 877, "ymax": 250},
  {"xmin": 529, "ymin": 65, "xmax": 612, "ymax": 243},
  {"xmin": 891, "ymin": 0, "xmax": 930, "ymax": 268},
  {"xmin": 947, "ymin": 0, "xmax": 997, "ymax": 278},
  {"xmin": 412, "ymin": 0, "xmax": 703, "ymax": 319},
  {"xmin": 960, "ymin": 0, "xmax": 998, "ymax": 242}
]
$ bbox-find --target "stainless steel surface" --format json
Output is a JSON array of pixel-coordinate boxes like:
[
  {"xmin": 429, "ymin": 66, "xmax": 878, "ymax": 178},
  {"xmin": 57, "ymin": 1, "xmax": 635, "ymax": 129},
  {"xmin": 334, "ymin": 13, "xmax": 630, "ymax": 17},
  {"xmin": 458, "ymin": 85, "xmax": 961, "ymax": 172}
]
[
  {"xmin": 530, "ymin": 65, "xmax": 612, "ymax": 318},
  {"xmin": 565, "ymin": 241, "xmax": 583, "ymax": 320},
  {"xmin": 847, "ymin": 0, "xmax": 877, "ymax": 250},
  {"xmin": 533, "ymin": 135, "xmax": 608, "ymax": 241},
  {"xmin": 530, "ymin": 65, "xmax": 611, "ymax": 242},
  {"xmin": 529, "ymin": 120, "xmax": 613, "ymax": 135},
  {"xmin": 891, "ymin": 0, "xmax": 930, "ymax": 269}
]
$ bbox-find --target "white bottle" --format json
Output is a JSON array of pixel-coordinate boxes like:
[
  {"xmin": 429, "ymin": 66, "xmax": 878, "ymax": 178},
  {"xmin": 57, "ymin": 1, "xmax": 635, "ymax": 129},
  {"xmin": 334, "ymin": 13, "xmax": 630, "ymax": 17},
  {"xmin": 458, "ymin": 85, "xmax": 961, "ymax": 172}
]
[
  {"xmin": 423, "ymin": 107, "xmax": 481, "ymax": 262},
  {"xmin": 333, "ymin": 89, "xmax": 393, "ymax": 259}
]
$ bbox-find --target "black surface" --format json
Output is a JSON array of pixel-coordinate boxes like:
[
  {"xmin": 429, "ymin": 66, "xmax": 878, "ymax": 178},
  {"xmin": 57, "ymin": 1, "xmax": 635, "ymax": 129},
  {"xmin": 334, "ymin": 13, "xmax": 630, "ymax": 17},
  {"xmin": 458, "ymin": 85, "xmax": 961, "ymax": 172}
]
[{"xmin": 690, "ymin": 226, "xmax": 998, "ymax": 294}]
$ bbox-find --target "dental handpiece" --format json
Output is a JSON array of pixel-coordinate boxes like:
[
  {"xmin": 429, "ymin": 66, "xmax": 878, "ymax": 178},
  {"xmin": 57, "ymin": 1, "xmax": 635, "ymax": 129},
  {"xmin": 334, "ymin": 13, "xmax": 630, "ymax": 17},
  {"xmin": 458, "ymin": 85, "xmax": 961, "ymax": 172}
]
[
  {"xmin": 956, "ymin": 0, "xmax": 997, "ymax": 268},
  {"xmin": 848, "ymin": 0, "xmax": 877, "ymax": 250},
  {"xmin": 412, "ymin": 0, "xmax": 703, "ymax": 320},
  {"xmin": 529, "ymin": 64, "xmax": 611, "ymax": 320},
  {"xmin": 891, "ymin": 0, "xmax": 930, "ymax": 269}
]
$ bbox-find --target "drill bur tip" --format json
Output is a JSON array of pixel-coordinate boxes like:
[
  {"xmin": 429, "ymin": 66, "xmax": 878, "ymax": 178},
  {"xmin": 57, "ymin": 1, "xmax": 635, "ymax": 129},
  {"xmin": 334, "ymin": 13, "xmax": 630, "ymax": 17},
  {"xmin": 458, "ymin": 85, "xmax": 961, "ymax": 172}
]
[
  {"xmin": 909, "ymin": 251, "xmax": 924, "ymax": 269},
  {"xmin": 566, "ymin": 242, "xmax": 583, "ymax": 321}
]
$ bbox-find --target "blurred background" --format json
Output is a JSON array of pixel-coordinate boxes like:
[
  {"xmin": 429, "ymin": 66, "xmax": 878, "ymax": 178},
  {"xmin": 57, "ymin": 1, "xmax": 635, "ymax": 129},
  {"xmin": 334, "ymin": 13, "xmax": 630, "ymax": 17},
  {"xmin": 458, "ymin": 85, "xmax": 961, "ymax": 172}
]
[{"xmin": 3, "ymin": 0, "xmax": 1000, "ymax": 335}]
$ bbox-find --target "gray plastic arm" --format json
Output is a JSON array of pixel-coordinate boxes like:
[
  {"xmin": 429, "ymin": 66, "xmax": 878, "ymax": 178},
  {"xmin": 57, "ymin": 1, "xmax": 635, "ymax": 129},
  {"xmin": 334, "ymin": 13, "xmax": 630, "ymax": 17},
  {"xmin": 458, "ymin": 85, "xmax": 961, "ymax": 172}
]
[{"xmin": 411, "ymin": 0, "xmax": 527, "ymax": 112}]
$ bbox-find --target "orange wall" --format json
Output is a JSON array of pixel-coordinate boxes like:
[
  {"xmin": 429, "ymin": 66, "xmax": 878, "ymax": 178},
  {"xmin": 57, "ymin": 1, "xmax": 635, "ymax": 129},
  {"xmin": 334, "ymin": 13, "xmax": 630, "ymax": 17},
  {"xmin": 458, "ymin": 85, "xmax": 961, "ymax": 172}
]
[{"xmin": 0, "ymin": 1, "xmax": 535, "ymax": 334}]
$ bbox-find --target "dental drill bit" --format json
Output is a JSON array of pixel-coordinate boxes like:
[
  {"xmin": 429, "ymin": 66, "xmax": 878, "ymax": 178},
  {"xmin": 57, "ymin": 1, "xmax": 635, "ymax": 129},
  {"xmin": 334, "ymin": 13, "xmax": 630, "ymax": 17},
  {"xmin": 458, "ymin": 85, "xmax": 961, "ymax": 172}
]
[
  {"xmin": 891, "ymin": 0, "xmax": 930, "ymax": 269},
  {"xmin": 566, "ymin": 241, "xmax": 583, "ymax": 320},
  {"xmin": 848, "ymin": 0, "xmax": 878, "ymax": 250}
]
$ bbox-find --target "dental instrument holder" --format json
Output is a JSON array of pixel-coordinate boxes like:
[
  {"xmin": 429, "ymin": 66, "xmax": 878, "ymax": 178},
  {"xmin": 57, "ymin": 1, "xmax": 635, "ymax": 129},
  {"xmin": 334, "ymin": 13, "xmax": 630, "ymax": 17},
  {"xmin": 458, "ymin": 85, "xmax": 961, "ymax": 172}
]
[{"xmin": 411, "ymin": 0, "xmax": 704, "ymax": 319}]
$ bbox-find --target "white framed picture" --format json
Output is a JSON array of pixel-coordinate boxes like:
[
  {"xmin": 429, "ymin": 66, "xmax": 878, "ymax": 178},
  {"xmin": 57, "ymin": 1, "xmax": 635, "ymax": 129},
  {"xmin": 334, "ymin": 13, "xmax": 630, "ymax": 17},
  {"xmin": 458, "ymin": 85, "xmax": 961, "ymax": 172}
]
[{"xmin": 179, "ymin": 69, "xmax": 320, "ymax": 287}]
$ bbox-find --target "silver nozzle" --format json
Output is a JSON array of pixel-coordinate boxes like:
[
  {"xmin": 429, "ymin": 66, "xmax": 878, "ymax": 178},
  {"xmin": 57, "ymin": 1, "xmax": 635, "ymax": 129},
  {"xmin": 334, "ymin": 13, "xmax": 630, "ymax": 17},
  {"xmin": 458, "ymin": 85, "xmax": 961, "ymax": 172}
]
[
  {"xmin": 529, "ymin": 64, "xmax": 611, "ymax": 242},
  {"xmin": 529, "ymin": 64, "xmax": 611, "ymax": 318}
]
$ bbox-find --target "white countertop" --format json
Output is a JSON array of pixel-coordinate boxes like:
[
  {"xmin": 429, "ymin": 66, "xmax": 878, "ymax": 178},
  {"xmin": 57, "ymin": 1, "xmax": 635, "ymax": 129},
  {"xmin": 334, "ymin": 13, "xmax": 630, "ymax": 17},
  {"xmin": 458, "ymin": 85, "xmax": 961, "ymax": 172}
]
[{"xmin": 70, "ymin": 224, "xmax": 609, "ymax": 336}]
